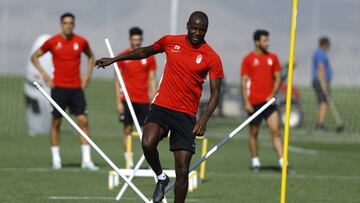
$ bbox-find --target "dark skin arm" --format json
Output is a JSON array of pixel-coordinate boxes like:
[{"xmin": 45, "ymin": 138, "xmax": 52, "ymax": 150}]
[
  {"xmin": 193, "ymin": 78, "xmax": 222, "ymax": 137},
  {"xmin": 95, "ymin": 45, "xmax": 160, "ymax": 68}
]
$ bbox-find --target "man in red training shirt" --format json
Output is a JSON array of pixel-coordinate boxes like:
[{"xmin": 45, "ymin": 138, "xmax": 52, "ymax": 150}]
[
  {"xmin": 31, "ymin": 13, "xmax": 98, "ymax": 171},
  {"xmin": 96, "ymin": 11, "xmax": 223, "ymax": 203},
  {"xmin": 115, "ymin": 27, "xmax": 157, "ymax": 168},
  {"xmin": 241, "ymin": 29, "xmax": 284, "ymax": 172}
]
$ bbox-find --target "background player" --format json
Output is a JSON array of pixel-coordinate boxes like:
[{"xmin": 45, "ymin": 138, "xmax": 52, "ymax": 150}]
[
  {"xmin": 96, "ymin": 11, "xmax": 223, "ymax": 203},
  {"xmin": 31, "ymin": 13, "xmax": 98, "ymax": 170},
  {"xmin": 241, "ymin": 30, "xmax": 284, "ymax": 172},
  {"xmin": 115, "ymin": 27, "xmax": 157, "ymax": 168},
  {"xmin": 312, "ymin": 37, "xmax": 332, "ymax": 130}
]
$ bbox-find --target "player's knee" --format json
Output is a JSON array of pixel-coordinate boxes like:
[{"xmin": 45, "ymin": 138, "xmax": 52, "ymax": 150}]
[
  {"xmin": 175, "ymin": 163, "xmax": 189, "ymax": 184},
  {"xmin": 78, "ymin": 116, "xmax": 88, "ymax": 128},
  {"xmin": 141, "ymin": 135, "xmax": 157, "ymax": 152}
]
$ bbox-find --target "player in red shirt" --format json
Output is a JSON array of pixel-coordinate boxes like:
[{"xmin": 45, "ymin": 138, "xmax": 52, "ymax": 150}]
[
  {"xmin": 31, "ymin": 13, "xmax": 98, "ymax": 171},
  {"xmin": 96, "ymin": 11, "xmax": 223, "ymax": 203},
  {"xmin": 241, "ymin": 30, "xmax": 284, "ymax": 172},
  {"xmin": 115, "ymin": 27, "xmax": 157, "ymax": 168}
]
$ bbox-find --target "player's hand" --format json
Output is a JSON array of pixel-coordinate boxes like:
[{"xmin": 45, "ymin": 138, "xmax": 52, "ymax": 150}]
[
  {"xmin": 193, "ymin": 117, "xmax": 207, "ymax": 137},
  {"xmin": 42, "ymin": 72, "xmax": 53, "ymax": 87},
  {"xmin": 95, "ymin": 57, "xmax": 115, "ymax": 69},
  {"xmin": 245, "ymin": 102, "xmax": 254, "ymax": 113},
  {"xmin": 81, "ymin": 75, "xmax": 91, "ymax": 89}
]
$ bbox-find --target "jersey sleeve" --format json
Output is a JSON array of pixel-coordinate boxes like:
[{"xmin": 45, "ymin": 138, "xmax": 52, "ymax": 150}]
[
  {"xmin": 240, "ymin": 56, "xmax": 250, "ymax": 76},
  {"xmin": 82, "ymin": 39, "xmax": 90, "ymax": 51},
  {"xmin": 40, "ymin": 39, "xmax": 51, "ymax": 53},
  {"xmin": 148, "ymin": 56, "xmax": 157, "ymax": 71},
  {"xmin": 208, "ymin": 54, "xmax": 224, "ymax": 79},
  {"xmin": 315, "ymin": 52, "xmax": 326, "ymax": 66},
  {"xmin": 273, "ymin": 55, "xmax": 282, "ymax": 72},
  {"xmin": 153, "ymin": 35, "xmax": 168, "ymax": 53}
]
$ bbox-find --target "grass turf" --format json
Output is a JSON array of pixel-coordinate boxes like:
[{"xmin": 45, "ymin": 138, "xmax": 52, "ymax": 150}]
[{"xmin": 0, "ymin": 77, "xmax": 360, "ymax": 202}]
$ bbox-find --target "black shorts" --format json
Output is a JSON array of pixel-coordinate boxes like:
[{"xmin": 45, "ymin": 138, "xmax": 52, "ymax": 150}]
[
  {"xmin": 248, "ymin": 103, "xmax": 278, "ymax": 126},
  {"xmin": 144, "ymin": 104, "xmax": 197, "ymax": 154},
  {"xmin": 312, "ymin": 80, "xmax": 329, "ymax": 104},
  {"xmin": 121, "ymin": 102, "xmax": 149, "ymax": 126},
  {"xmin": 51, "ymin": 87, "xmax": 87, "ymax": 118}
]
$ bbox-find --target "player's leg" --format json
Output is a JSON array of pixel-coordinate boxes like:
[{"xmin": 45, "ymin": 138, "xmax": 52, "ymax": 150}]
[
  {"xmin": 50, "ymin": 116, "xmax": 62, "ymax": 169},
  {"xmin": 249, "ymin": 123, "xmax": 261, "ymax": 171},
  {"xmin": 142, "ymin": 122, "xmax": 167, "ymax": 175},
  {"xmin": 173, "ymin": 150, "xmax": 192, "ymax": 203},
  {"xmin": 313, "ymin": 80, "xmax": 328, "ymax": 130},
  {"xmin": 122, "ymin": 102, "xmax": 135, "ymax": 168},
  {"xmin": 265, "ymin": 108, "xmax": 284, "ymax": 168},
  {"xmin": 70, "ymin": 88, "xmax": 98, "ymax": 170},
  {"xmin": 50, "ymin": 87, "xmax": 68, "ymax": 170}
]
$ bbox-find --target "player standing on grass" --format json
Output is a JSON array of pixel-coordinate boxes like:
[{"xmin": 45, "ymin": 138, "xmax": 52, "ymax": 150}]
[
  {"xmin": 31, "ymin": 13, "xmax": 98, "ymax": 171},
  {"xmin": 115, "ymin": 27, "xmax": 157, "ymax": 168},
  {"xmin": 241, "ymin": 30, "xmax": 284, "ymax": 172},
  {"xmin": 96, "ymin": 11, "xmax": 223, "ymax": 203},
  {"xmin": 312, "ymin": 37, "xmax": 332, "ymax": 131}
]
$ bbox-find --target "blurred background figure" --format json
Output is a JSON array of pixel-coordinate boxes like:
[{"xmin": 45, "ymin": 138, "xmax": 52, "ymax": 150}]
[
  {"xmin": 31, "ymin": 13, "xmax": 97, "ymax": 170},
  {"xmin": 24, "ymin": 34, "xmax": 53, "ymax": 136},
  {"xmin": 312, "ymin": 37, "xmax": 332, "ymax": 131},
  {"xmin": 114, "ymin": 27, "xmax": 157, "ymax": 168},
  {"xmin": 240, "ymin": 30, "xmax": 284, "ymax": 172}
]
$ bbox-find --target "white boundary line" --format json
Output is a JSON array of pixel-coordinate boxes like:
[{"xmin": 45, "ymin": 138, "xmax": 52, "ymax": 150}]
[{"xmin": 48, "ymin": 196, "xmax": 200, "ymax": 202}]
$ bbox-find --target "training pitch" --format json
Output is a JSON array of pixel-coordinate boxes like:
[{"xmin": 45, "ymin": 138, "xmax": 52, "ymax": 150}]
[{"xmin": 0, "ymin": 78, "xmax": 359, "ymax": 202}]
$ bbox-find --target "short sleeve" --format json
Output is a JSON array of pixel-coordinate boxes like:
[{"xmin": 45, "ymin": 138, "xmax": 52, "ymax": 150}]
[
  {"xmin": 82, "ymin": 39, "xmax": 90, "ymax": 51},
  {"xmin": 273, "ymin": 55, "xmax": 282, "ymax": 72},
  {"xmin": 40, "ymin": 39, "xmax": 51, "ymax": 53},
  {"xmin": 148, "ymin": 56, "xmax": 157, "ymax": 71},
  {"xmin": 153, "ymin": 36, "xmax": 168, "ymax": 53},
  {"xmin": 208, "ymin": 54, "xmax": 224, "ymax": 79},
  {"xmin": 241, "ymin": 57, "xmax": 250, "ymax": 76},
  {"xmin": 315, "ymin": 52, "xmax": 326, "ymax": 65}
]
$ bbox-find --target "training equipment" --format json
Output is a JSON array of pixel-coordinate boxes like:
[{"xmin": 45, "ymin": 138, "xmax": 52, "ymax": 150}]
[
  {"xmin": 280, "ymin": 0, "xmax": 298, "ymax": 203},
  {"xmin": 164, "ymin": 98, "xmax": 276, "ymax": 193},
  {"xmin": 33, "ymin": 81, "xmax": 151, "ymax": 203},
  {"xmin": 327, "ymin": 95, "xmax": 345, "ymax": 132}
]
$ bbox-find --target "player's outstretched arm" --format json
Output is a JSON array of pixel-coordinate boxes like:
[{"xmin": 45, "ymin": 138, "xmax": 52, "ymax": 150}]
[
  {"xmin": 193, "ymin": 78, "xmax": 222, "ymax": 137},
  {"xmin": 95, "ymin": 45, "xmax": 160, "ymax": 69}
]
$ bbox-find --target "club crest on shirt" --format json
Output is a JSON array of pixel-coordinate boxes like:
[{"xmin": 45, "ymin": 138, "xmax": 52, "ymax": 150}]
[
  {"xmin": 253, "ymin": 58, "xmax": 259, "ymax": 66},
  {"xmin": 267, "ymin": 58, "xmax": 273, "ymax": 66},
  {"xmin": 55, "ymin": 42, "xmax": 62, "ymax": 49},
  {"xmin": 171, "ymin": 45, "xmax": 181, "ymax": 52},
  {"xmin": 196, "ymin": 54, "xmax": 203, "ymax": 64},
  {"xmin": 141, "ymin": 59, "xmax": 147, "ymax": 65},
  {"xmin": 73, "ymin": 42, "xmax": 79, "ymax": 51}
]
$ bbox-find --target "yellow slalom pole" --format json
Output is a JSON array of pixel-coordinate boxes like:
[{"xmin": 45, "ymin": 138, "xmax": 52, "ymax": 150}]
[
  {"xmin": 280, "ymin": 0, "xmax": 298, "ymax": 203},
  {"xmin": 199, "ymin": 138, "xmax": 208, "ymax": 180}
]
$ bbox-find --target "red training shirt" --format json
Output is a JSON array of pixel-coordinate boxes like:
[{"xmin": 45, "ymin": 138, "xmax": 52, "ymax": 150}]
[
  {"xmin": 40, "ymin": 33, "xmax": 90, "ymax": 88},
  {"xmin": 152, "ymin": 34, "xmax": 224, "ymax": 116},
  {"xmin": 117, "ymin": 48, "xmax": 157, "ymax": 103},
  {"xmin": 241, "ymin": 51, "xmax": 281, "ymax": 105}
]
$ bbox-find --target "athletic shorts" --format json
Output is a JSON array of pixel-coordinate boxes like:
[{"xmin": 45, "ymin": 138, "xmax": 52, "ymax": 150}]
[
  {"xmin": 121, "ymin": 102, "xmax": 149, "ymax": 126},
  {"xmin": 312, "ymin": 80, "xmax": 329, "ymax": 104},
  {"xmin": 144, "ymin": 104, "xmax": 197, "ymax": 154},
  {"xmin": 248, "ymin": 103, "xmax": 278, "ymax": 126},
  {"xmin": 51, "ymin": 87, "xmax": 87, "ymax": 118}
]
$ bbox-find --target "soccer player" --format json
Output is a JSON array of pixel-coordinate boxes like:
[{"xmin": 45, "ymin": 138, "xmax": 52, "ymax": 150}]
[
  {"xmin": 31, "ymin": 13, "xmax": 98, "ymax": 171},
  {"xmin": 241, "ymin": 30, "xmax": 284, "ymax": 172},
  {"xmin": 312, "ymin": 37, "xmax": 332, "ymax": 130},
  {"xmin": 96, "ymin": 11, "xmax": 223, "ymax": 203},
  {"xmin": 115, "ymin": 27, "xmax": 157, "ymax": 168}
]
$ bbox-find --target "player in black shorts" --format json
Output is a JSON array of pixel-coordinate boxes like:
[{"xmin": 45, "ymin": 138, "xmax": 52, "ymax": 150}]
[{"xmin": 114, "ymin": 27, "xmax": 157, "ymax": 168}]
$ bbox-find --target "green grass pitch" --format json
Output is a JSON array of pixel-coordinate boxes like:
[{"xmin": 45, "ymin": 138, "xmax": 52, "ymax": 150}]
[{"xmin": 0, "ymin": 77, "xmax": 359, "ymax": 202}]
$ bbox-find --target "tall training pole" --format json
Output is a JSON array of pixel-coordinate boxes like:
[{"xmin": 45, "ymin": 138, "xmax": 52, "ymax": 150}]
[
  {"xmin": 170, "ymin": 0, "xmax": 179, "ymax": 34},
  {"xmin": 280, "ymin": 0, "xmax": 298, "ymax": 203}
]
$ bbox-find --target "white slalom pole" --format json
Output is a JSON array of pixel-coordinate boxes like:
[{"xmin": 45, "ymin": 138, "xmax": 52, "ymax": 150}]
[
  {"xmin": 164, "ymin": 98, "xmax": 276, "ymax": 193},
  {"xmin": 104, "ymin": 39, "xmax": 166, "ymax": 202},
  {"xmin": 33, "ymin": 81, "xmax": 150, "ymax": 203}
]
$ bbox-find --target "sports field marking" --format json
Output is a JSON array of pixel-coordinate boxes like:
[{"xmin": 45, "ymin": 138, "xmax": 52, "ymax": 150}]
[
  {"xmin": 48, "ymin": 196, "xmax": 200, "ymax": 202},
  {"xmin": 263, "ymin": 144, "xmax": 319, "ymax": 155}
]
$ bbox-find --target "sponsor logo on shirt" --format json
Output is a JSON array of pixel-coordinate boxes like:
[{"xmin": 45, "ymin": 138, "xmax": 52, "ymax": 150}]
[
  {"xmin": 267, "ymin": 58, "xmax": 273, "ymax": 66},
  {"xmin": 141, "ymin": 59, "xmax": 147, "ymax": 65},
  {"xmin": 171, "ymin": 45, "xmax": 181, "ymax": 52},
  {"xmin": 253, "ymin": 58, "xmax": 259, "ymax": 66},
  {"xmin": 196, "ymin": 54, "xmax": 203, "ymax": 64},
  {"xmin": 55, "ymin": 42, "xmax": 62, "ymax": 49},
  {"xmin": 73, "ymin": 42, "xmax": 79, "ymax": 51}
]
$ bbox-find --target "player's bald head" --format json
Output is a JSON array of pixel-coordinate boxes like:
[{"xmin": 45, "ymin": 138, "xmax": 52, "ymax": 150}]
[{"xmin": 188, "ymin": 11, "xmax": 209, "ymax": 27}]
